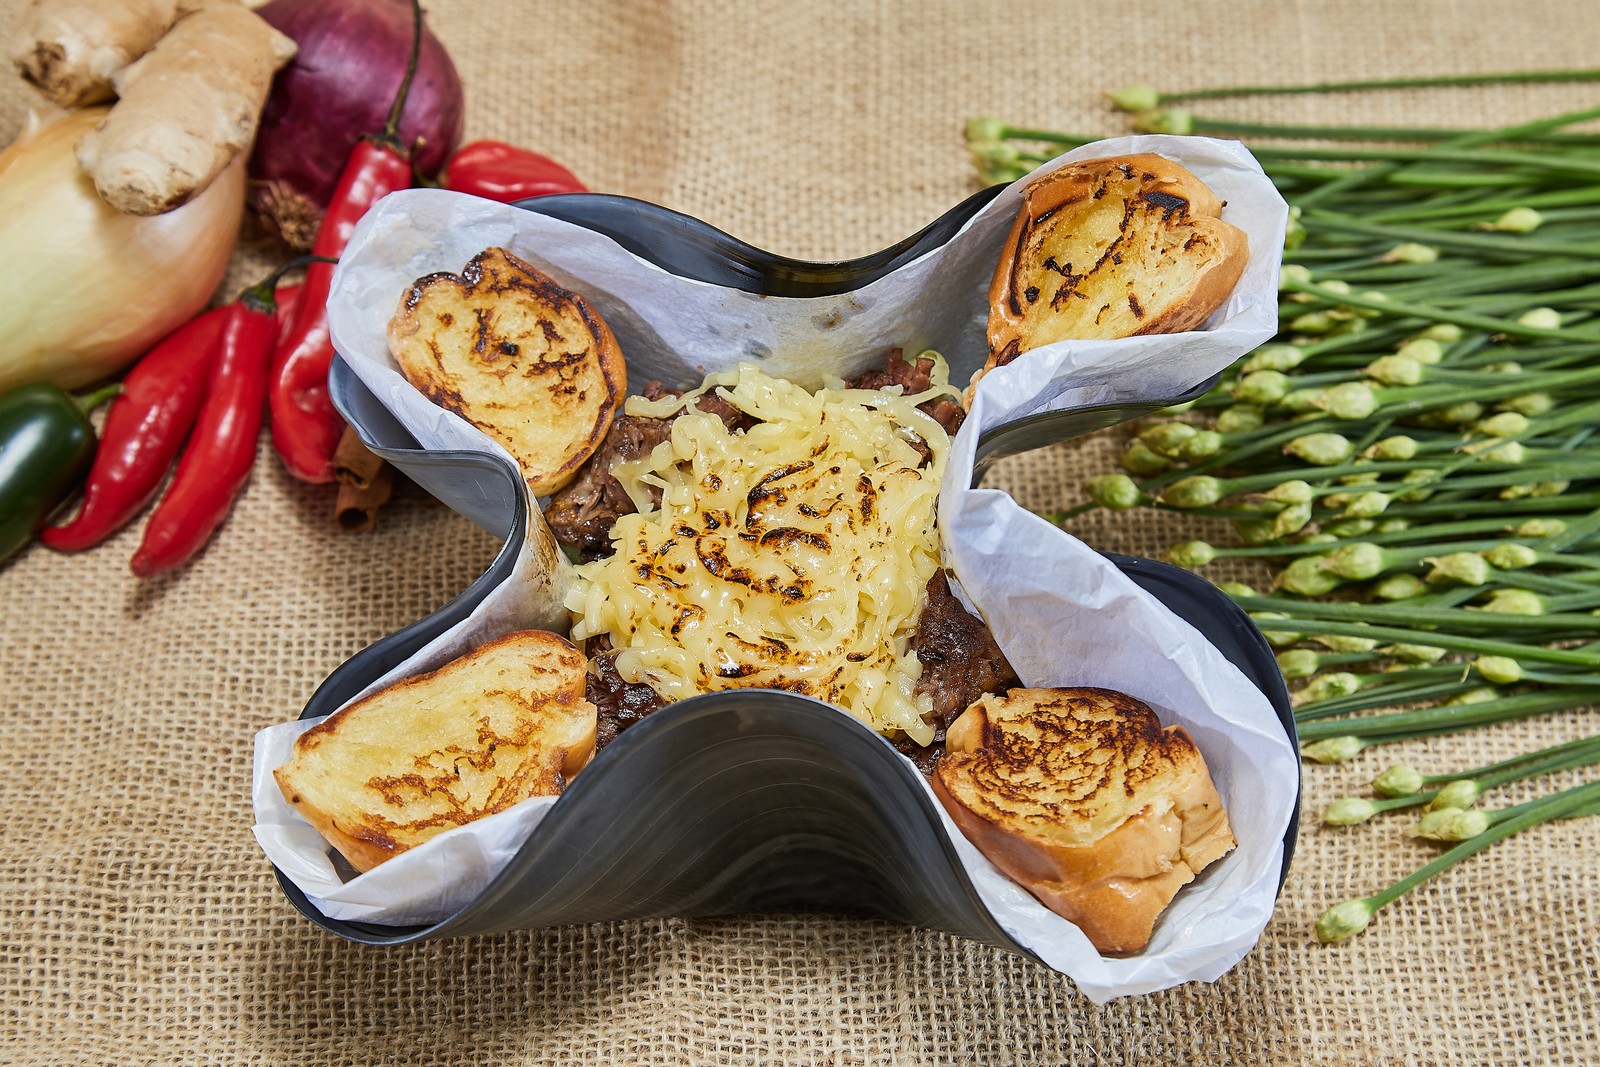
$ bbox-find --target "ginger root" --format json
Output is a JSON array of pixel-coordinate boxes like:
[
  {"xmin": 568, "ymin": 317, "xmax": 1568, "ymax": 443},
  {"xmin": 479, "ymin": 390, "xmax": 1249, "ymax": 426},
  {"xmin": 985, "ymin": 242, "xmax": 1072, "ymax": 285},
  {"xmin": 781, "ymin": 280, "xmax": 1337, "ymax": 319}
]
[
  {"xmin": 74, "ymin": 1, "xmax": 295, "ymax": 216},
  {"xmin": 12, "ymin": 0, "xmax": 184, "ymax": 108}
]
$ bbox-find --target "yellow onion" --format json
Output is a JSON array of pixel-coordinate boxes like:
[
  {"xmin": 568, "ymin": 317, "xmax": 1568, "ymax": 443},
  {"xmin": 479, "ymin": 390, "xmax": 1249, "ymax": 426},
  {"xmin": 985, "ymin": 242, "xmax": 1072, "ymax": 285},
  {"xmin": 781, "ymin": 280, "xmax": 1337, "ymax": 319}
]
[{"xmin": 0, "ymin": 107, "xmax": 244, "ymax": 393}]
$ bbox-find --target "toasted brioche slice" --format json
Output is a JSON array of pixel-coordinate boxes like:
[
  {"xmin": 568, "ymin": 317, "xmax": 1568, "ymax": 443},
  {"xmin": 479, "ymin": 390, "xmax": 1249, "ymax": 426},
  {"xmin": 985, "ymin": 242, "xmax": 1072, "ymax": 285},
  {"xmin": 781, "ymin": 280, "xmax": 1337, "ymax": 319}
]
[
  {"xmin": 932, "ymin": 687, "xmax": 1235, "ymax": 954},
  {"xmin": 986, "ymin": 154, "xmax": 1249, "ymax": 370},
  {"xmin": 273, "ymin": 630, "xmax": 597, "ymax": 873},
  {"xmin": 388, "ymin": 247, "xmax": 627, "ymax": 496}
]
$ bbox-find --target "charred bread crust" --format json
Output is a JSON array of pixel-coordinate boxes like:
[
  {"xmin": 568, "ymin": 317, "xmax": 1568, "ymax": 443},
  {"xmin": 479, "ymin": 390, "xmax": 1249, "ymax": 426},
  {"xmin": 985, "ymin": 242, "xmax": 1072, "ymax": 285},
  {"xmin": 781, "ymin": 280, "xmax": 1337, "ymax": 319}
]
[
  {"xmin": 273, "ymin": 629, "xmax": 597, "ymax": 872},
  {"xmin": 985, "ymin": 154, "xmax": 1249, "ymax": 371},
  {"xmin": 388, "ymin": 247, "xmax": 627, "ymax": 497},
  {"xmin": 932, "ymin": 686, "xmax": 1235, "ymax": 954}
]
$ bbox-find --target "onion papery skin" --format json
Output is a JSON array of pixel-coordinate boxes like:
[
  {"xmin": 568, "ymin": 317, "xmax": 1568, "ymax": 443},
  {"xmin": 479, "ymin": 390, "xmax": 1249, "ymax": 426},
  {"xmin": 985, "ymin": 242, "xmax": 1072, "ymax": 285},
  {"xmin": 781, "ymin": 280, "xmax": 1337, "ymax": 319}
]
[
  {"xmin": 248, "ymin": 0, "xmax": 465, "ymax": 248},
  {"xmin": 0, "ymin": 108, "xmax": 245, "ymax": 394}
]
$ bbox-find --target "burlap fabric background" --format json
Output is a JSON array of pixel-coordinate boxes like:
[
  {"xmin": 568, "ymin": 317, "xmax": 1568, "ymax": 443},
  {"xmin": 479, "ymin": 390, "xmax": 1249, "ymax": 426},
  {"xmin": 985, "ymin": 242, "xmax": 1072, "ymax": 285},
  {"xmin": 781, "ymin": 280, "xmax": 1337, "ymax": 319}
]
[{"xmin": 4, "ymin": 2, "xmax": 1598, "ymax": 1064}]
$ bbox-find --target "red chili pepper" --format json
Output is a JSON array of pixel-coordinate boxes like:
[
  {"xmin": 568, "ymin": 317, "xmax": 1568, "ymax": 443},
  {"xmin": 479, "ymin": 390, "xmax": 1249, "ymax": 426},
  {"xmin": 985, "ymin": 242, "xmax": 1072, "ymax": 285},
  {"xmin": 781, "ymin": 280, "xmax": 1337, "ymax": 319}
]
[
  {"xmin": 40, "ymin": 308, "xmax": 229, "ymax": 552},
  {"xmin": 130, "ymin": 284, "xmax": 278, "ymax": 577},
  {"xmin": 274, "ymin": 283, "xmax": 302, "ymax": 349},
  {"xmin": 268, "ymin": 0, "xmax": 428, "ymax": 484},
  {"xmin": 268, "ymin": 141, "xmax": 411, "ymax": 484},
  {"xmin": 442, "ymin": 140, "xmax": 586, "ymax": 202}
]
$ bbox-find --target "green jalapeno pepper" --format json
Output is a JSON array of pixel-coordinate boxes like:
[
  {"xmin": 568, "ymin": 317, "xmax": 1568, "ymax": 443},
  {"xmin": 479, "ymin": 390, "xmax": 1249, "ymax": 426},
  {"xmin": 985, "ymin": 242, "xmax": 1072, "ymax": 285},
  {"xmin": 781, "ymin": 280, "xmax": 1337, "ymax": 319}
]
[{"xmin": 0, "ymin": 381, "xmax": 119, "ymax": 563}]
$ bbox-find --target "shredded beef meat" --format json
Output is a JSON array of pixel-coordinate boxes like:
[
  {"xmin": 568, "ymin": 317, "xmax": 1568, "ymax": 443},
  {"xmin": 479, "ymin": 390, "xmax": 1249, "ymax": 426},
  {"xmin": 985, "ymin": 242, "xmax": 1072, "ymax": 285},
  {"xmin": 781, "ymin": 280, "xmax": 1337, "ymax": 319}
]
[
  {"xmin": 546, "ymin": 381, "xmax": 753, "ymax": 559},
  {"xmin": 845, "ymin": 348, "xmax": 966, "ymax": 452},
  {"xmin": 544, "ymin": 412, "xmax": 674, "ymax": 559},
  {"xmin": 585, "ymin": 635, "xmax": 668, "ymax": 748},
  {"xmin": 896, "ymin": 570, "xmax": 1020, "ymax": 775}
]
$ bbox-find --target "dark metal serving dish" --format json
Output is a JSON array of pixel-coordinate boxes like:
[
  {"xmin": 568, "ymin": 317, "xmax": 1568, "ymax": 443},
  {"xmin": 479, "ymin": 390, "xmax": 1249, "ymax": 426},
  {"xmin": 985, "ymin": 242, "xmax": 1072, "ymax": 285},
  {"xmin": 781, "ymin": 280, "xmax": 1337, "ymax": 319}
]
[{"xmin": 278, "ymin": 190, "xmax": 1300, "ymax": 957}]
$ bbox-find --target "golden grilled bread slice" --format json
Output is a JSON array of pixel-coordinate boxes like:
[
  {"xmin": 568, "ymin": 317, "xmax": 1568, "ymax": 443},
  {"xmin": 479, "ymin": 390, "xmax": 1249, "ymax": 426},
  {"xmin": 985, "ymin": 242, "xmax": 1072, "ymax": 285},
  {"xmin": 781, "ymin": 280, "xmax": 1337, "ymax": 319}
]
[
  {"xmin": 273, "ymin": 630, "xmax": 597, "ymax": 873},
  {"xmin": 388, "ymin": 247, "xmax": 626, "ymax": 496},
  {"xmin": 985, "ymin": 154, "xmax": 1249, "ymax": 371},
  {"xmin": 932, "ymin": 687, "xmax": 1235, "ymax": 954}
]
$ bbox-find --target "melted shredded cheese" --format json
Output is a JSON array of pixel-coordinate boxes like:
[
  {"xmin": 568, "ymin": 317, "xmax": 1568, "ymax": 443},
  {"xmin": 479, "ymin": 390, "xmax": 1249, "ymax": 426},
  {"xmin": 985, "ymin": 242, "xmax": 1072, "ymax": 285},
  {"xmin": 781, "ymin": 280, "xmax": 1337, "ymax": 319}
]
[{"xmin": 565, "ymin": 363, "xmax": 954, "ymax": 744}]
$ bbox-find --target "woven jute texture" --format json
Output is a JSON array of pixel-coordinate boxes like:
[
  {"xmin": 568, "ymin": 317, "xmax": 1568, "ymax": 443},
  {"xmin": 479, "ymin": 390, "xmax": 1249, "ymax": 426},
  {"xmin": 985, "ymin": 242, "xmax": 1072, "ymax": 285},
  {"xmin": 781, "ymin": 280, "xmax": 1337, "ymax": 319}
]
[{"xmin": 3, "ymin": 1, "xmax": 1599, "ymax": 1064}]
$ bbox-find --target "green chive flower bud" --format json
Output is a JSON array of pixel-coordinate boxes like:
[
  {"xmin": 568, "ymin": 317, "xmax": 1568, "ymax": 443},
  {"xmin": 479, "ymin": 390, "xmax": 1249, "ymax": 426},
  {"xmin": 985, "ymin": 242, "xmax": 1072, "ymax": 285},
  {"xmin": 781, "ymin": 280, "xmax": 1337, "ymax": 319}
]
[
  {"xmin": 1480, "ymin": 361, "xmax": 1522, "ymax": 375},
  {"xmin": 1317, "ymin": 382, "xmax": 1379, "ymax": 420},
  {"xmin": 1290, "ymin": 310, "xmax": 1339, "ymax": 335},
  {"xmin": 1316, "ymin": 898, "xmax": 1376, "ymax": 942},
  {"xmin": 1235, "ymin": 518, "xmax": 1278, "ymax": 545},
  {"xmin": 1380, "ymin": 242, "xmax": 1439, "ymax": 264},
  {"xmin": 1215, "ymin": 404, "xmax": 1265, "ymax": 434},
  {"xmin": 1498, "ymin": 392, "xmax": 1554, "ymax": 417},
  {"xmin": 1425, "ymin": 552, "xmax": 1490, "ymax": 586},
  {"xmin": 963, "ymin": 117, "xmax": 1008, "ymax": 144},
  {"xmin": 1366, "ymin": 436, "xmax": 1418, "ymax": 462},
  {"xmin": 1372, "ymin": 764, "xmax": 1425, "ymax": 798},
  {"xmin": 1446, "ymin": 688, "xmax": 1499, "ymax": 707},
  {"xmin": 1166, "ymin": 541, "xmax": 1217, "ymax": 568},
  {"xmin": 1218, "ymin": 581, "xmax": 1257, "ymax": 598},
  {"xmin": 1264, "ymin": 479, "xmax": 1314, "ymax": 507},
  {"xmin": 1298, "ymin": 533, "xmax": 1339, "ymax": 545},
  {"xmin": 1363, "ymin": 354, "xmax": 1424, "ymax": 387},
  {"xmin": 1418, "ymin": 401, "xmax": 1484, "ymax": 428},
  {"xmin": 1277, "ymin": 648, "xmax": 1321, "ymax": 679},
  {"xmin": 1514, "ymin": 518, "xmax": 1566, "ymax": 538},
  {"xmin": 1120, "ymin": 439, "xmax": 1171, "ymax": 475},
  {"xmin": 1302, "ymin": 736, "xmax": 1365, "ymax": 764},
  {"xmin": 1419, "ymin": 324, "xmax": 1463, "ymax": 343},
  {"xmin": 1386, "ymin": 643, "xmax": 1446, "ymax": 664},
  {"xmin": 969, "ymin": 140, "xmax": 1020, "ymax": 169},
  {"xmin": 1517, "ymin": 307, "xmax": 1562, "ymax": 331},
  {"xmin": 1272, "ymin": 502, "xmax": 1313, "ymax": 538},
  {"xmin": 1313, "ymin": 634, "xmax": 1378, "ymax": 654},
  {"xmin": 1343, "ymin": 492, "xmax": 1391, "ymax": 520},
  {"xmin": 1299, "ymin": 672, "xmax": 1362, "ymax": 703},
  {"xmin": 1482, "ymin": 543, "xmax": 1537, "ymax": 570},
  {"xmin": 1234, "ymin": 370, "xmax": 1292, "ymax": 406},
  {"xmin": 1278, "ymin": 556, "xmax": 1344, "ymax": 596},
  {"xmin": 1139, "ymin": 421, "xmax": 1197, "ymax": 456},
  {"xmin": 1086, "ymin": 473, "xmax": 1145, "ymax": 510},
  {"xmin": 1285, "ymin": 433, "xmax": 1354, "ymax": 466},
  {"xmin": 1484, "ymin": 206, "xmax": 1544, "ymax": 233},
  {"xmin": 1177, "ymin": 430, "xmax": 1224, "ymax": 462},
  {"xmin": 1427, "ymin": 779, "xmax": 1481, "ymax": 811},
  {"xmin": 1323, "ymin": 797, "xmax": 1380, "ymax": 825},
  {"xmin": 1530, "ymin": 480, "xmax": 1568, "ymax": 497},
  {"xmin": 1107, "ymin": 84, "xmax": 1160, "ymax": 112},
  {"xmin": 1415, "ymin": 807, "xmax": 1491, "ymax": 841},
  {"xmin": 1318, "ymin": 279, "xmax": 1352, "ymax": 297},
  {"xmin": 1134, "ymin": 107, "xmax": 1194, "ymax": 135},
  {"xmin": 1375, "ymin": 518, "xmax": 1410, "ymax": 534},
  {"xmin": 1251, "ymin": 612, "xmax": 1303, "ymax": 647},
  {"xmin": 1162, "ymin": 475, "xmax": 1222, "ymax": 509},
  {"xmin": 1478, "ymin": 589, "xmax": 1544, "ymax": 615},
  {"xmin": 1474, "ymin": 655, "xmax": 1522, "ymax": 684},
  {"xmin": 1324, "ymin": 518, "xmax": 1376, "ymax": 539},
  {"xmin": 1241, "ymin": 344, "xmax": 1306, "ymax": 373},
  {"xmin": 1285, "ymin": 207, "xmax": 1306, "ymax": 252},
  {"xmin": 1279, "ymin": 388, "xmax": 1324, "ymax": 414},
  {"xmin": 1373, "ymin": 573, "xmax": 1428, "ymax": 601},
  {"xmin": 1324, "ymin": 542, "xmax": 1385, "ymax": 581},
  {"xmin": 1279, "ymin": 264, "xmax": 1313, "ymax": 290},
  {"xmin": 1474, "ymin": 412, "xmax": 1530, "ymax": 437},
  {"xmin": 1396, "ymin": 337, "xmax": 1446, "ymax": 365},
  {"xmin": 1465, "ymin": 439, "xmax": 1525, "ymax": 463}
]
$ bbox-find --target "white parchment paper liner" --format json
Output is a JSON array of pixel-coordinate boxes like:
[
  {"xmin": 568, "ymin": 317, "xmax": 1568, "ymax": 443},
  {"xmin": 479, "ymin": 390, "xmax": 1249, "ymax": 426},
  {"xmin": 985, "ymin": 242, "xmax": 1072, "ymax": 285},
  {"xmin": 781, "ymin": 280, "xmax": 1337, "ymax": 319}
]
[{"xmin": 253, "ymin": 135, "xmax": 1296, "ymax": 1002}]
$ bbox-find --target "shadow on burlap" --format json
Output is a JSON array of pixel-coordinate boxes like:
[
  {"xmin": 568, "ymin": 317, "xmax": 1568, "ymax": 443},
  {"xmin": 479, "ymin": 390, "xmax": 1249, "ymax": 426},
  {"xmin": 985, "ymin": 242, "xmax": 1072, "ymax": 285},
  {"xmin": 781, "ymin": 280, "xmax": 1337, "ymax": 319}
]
[{"xmin": 2, "ymin": 1, "xmax": 1596, "ymax": 1064}]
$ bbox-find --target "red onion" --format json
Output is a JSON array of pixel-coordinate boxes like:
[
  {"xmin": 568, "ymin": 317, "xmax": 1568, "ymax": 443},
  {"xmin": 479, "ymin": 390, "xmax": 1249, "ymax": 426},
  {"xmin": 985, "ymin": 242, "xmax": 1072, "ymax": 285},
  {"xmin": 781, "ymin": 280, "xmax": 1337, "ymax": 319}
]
[{"xmin": 248, "ymin": 0, "xmax": 464, "ymax": 248}]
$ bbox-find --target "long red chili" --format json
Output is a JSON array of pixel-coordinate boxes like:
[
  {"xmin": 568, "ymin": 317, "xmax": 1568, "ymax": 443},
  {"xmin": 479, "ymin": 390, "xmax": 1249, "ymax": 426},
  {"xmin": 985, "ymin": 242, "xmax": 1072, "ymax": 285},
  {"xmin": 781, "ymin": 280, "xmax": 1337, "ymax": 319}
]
[
  {"xmin": 40, "ymin": 308, "xmax": 229, "ymax": 552},
  {"xmin": 274, "ymin": 282, "xmax": 302, "ymax": 348},
  {"xmin": 442, "ymin": 140, "xmax": 587, "ymax": 203},
  {"xmin": 268, "ymin": 0, "xmax": 425, "ymax": 484},
  {"xmin": 130, "ymin": 284, "xmax": 278, "ymax": 578}
]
